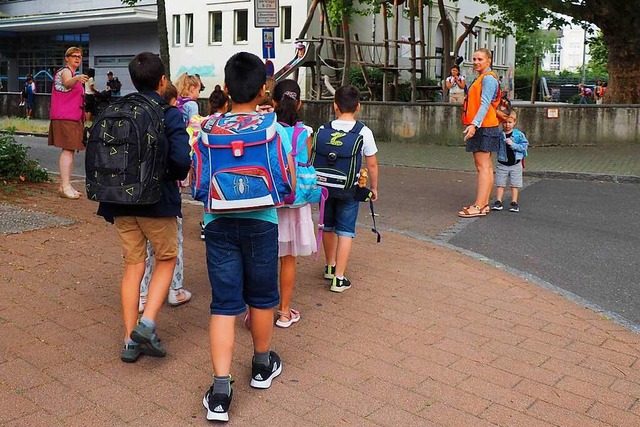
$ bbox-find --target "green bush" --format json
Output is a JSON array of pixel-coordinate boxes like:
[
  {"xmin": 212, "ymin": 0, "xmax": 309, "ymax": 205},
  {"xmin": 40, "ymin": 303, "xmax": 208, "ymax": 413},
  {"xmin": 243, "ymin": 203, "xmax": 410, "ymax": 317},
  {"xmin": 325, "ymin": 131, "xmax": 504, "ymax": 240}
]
[{"xmin": 0, "ymin": 131, "xmax": 50, "ymax": 183}]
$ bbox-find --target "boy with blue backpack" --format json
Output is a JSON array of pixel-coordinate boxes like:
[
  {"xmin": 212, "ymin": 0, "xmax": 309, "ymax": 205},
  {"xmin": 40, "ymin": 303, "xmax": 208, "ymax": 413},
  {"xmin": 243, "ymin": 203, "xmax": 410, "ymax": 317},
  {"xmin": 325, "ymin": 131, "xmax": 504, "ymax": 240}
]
[
  {"xmin": 312, "ymin": 85, "xmax": 379, "ymax": 293},
  {"xmin": 196, "ymin": 52, "xmax": 294, "ymax": 422}
]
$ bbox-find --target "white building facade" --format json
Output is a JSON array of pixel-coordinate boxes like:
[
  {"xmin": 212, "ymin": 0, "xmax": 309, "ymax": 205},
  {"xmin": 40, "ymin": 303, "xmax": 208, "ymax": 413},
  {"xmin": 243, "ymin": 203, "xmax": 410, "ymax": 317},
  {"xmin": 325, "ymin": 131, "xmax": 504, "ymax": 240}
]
[
  {"xmin": 166, "ymin": 0, "xmax": 311, "ymax": 97},
  {"xmin": 541, "ymin": 27, "xmax": 591, "ymax": 73}
]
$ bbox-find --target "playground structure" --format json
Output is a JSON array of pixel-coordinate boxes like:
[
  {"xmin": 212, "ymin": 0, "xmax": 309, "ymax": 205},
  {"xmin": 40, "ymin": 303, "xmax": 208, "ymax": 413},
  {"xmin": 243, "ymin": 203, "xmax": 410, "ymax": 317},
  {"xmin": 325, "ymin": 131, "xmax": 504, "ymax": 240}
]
[{"xmin": 273, "ymin": 0, "xmax": 479, "ymax": 102}]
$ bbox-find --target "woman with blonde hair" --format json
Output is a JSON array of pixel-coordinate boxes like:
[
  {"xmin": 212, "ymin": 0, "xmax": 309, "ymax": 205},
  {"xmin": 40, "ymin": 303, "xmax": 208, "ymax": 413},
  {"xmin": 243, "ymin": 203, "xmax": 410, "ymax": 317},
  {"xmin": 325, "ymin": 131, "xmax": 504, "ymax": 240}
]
[
  {"xmin": 459, "ymin": 48, "xmax": 501, "ymax": 218},
  {"xmin": 48, "ymin": 47, "xmax": 89, "ymax": 199}
]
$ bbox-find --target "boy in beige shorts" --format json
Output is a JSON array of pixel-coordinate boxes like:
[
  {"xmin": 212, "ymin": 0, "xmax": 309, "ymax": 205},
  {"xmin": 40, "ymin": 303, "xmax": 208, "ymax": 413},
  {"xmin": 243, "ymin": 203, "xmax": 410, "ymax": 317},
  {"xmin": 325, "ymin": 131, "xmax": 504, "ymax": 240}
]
[{"xmin": 96, "ymin": 52, "xmax": 191, "ymax": 362}]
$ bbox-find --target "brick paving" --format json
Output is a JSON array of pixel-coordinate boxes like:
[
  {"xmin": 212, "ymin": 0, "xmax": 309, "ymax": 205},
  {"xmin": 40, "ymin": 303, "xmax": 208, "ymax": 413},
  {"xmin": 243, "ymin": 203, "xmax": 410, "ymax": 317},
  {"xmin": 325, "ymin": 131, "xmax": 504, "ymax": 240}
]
[{"xmin": 1, "ymin": 180, "xmax": 640, "ymax": 426}]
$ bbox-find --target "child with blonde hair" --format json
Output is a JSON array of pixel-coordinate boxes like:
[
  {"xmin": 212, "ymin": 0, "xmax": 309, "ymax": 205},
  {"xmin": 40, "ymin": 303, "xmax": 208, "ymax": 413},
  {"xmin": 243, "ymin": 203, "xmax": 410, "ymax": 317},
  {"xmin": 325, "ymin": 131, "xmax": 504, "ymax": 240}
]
[{"xmin": 175, "ymin": 72, "xmax": 201, "ymax": 123}]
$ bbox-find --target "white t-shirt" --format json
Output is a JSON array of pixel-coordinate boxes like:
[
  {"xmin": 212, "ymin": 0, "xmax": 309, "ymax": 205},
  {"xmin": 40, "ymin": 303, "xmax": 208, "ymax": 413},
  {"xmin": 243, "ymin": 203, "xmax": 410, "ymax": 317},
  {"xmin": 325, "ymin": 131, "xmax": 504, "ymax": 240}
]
[
  {"xmin": 323, "ymin": 119, "xmax": 378, "ymax": 157},
  {"xmin": 446, "ymin": 75, "xmax": 466, "ymax": 94},
  {"xmin": 85, "ymin": 77, "xmax": 95, "ymax": 95}
]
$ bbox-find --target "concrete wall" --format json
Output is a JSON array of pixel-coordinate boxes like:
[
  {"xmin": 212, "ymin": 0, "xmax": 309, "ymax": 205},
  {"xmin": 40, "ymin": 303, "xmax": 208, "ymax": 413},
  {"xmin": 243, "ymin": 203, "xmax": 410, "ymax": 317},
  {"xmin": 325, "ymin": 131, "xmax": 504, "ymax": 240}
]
[
  {"xmin": 2, "ymin": 93, "xmax": 638, "ymax": 146},
  {"xmin": 300, "ymin": 101, "xmax": 640, "ymax": 146}
]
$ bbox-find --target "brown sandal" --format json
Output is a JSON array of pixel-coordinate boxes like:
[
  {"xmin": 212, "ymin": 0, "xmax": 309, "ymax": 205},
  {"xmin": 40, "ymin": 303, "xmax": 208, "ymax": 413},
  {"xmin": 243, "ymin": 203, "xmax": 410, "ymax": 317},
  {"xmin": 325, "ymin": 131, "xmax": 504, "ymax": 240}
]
[{"xmin": 458, "ymin": 205, "xmax": 486, "ymax": 218}]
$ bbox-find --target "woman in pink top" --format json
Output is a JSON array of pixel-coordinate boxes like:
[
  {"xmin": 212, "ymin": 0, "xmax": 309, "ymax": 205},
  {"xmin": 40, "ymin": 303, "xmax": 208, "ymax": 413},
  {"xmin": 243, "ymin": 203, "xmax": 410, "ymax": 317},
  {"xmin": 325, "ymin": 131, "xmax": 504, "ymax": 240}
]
[{"xmin": 48, "ymin": 46, "xmax": 88, "ymax": 199}]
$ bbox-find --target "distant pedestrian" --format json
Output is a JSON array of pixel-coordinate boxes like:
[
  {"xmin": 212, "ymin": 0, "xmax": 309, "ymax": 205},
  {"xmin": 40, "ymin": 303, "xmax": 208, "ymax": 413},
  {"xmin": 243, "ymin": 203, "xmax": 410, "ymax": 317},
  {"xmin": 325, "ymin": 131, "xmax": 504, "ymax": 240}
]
[
  {"xmin": 105, "ymin": 70, "xmax": 122, "ymax": 96},
  {"xmin": 83, "ymin": 68, "xmax": 97, "ymax": 122},
  {"xmin": 48, "ymin": 47, "xmax": 89, "ymax": 199},
  {"xmin": 578, "ymin": 84, "xmax": 592, "ymax": 105},
  {"xmin": 459, "ymin": 48, "xmax": 501, "ymax": 218},
  {"xmin": 22, "ymin": 75, "xmax": 36, "ymax": 119},
  {"xmin": 594, "ymin": 80, "xmax": 605, "ymax": 104},
  {"xmin": 445, "ymin": 65, "xmax": 466, "ymax": 104},
  {"xmin": 491, "ymin": 110, "xmax": 528, "ymax": 213}
]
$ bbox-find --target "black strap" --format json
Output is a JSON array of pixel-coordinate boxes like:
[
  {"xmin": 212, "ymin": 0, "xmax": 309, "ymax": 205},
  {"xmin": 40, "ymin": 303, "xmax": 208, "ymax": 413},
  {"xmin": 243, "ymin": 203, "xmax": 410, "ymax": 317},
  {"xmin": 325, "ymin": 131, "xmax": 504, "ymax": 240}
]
[{"xmin": 369, "ymin": 200, "xmax": 381, "ymax": 243}]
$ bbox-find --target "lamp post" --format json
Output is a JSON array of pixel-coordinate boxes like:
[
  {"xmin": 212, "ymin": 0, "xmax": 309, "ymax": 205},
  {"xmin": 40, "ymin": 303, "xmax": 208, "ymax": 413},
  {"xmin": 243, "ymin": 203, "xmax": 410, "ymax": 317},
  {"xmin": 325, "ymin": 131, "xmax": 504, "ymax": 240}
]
[{"xmin": 581, "ymin": 27, "xmax": 587, "ymax": 84}]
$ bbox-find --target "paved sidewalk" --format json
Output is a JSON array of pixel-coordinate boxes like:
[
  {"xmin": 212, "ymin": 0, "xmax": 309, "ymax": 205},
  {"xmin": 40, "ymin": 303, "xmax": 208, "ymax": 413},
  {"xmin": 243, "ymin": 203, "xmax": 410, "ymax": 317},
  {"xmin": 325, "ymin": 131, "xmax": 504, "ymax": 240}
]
[{"xmin": 1, "ymin": 182, "xmax": 640, "ymax": 426}]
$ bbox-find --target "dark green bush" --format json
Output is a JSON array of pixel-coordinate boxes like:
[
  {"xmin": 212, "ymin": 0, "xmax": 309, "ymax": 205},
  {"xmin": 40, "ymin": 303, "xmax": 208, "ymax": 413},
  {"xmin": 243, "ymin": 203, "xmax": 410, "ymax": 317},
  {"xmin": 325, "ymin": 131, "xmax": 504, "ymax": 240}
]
[{"xmin": 0, "ymin": 131, "xmax": 50, "ymax": 183}]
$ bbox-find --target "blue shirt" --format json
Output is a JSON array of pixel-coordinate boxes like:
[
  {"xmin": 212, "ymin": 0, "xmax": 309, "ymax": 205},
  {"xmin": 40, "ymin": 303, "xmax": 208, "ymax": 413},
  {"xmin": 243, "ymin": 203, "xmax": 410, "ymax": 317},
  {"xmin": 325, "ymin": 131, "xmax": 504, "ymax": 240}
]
[{"xmin": 204, "ymin": 119, "xmax": 292, "ymax": 225}]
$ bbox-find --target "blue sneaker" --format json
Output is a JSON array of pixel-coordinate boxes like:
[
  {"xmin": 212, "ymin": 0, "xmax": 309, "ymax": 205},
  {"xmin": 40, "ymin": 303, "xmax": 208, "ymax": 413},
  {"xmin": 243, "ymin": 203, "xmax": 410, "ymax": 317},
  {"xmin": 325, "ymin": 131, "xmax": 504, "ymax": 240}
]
[
  {"xmin": 120, "ymin": 343, "xmax": 142, "ymax": 363},
  {"xmin": 130, "ymin": 322, "xmax": 166, "ymax": 357}
]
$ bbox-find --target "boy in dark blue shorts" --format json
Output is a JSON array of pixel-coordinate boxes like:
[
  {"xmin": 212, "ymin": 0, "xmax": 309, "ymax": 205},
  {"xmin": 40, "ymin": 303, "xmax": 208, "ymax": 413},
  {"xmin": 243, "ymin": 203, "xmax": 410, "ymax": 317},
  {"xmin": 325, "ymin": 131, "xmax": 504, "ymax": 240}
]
[
  {"xmin": 201, "ymin": 52, "xmax": 294, "ymax": 422},
  {"xmin": 319, "ymin": 85, "xmax": 379, "ymax": 292}
]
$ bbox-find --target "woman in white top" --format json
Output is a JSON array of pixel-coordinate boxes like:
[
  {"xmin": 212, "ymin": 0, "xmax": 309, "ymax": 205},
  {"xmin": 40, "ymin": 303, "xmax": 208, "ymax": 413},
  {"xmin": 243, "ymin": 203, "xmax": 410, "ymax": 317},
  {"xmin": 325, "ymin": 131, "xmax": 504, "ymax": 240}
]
[
  {"xmin": 445, "ymin": 65, "xmax": 466, "ymax": 104},
  {"xmin": 83, "ymin": 68, "xmax": 96, "ymax": 122}
]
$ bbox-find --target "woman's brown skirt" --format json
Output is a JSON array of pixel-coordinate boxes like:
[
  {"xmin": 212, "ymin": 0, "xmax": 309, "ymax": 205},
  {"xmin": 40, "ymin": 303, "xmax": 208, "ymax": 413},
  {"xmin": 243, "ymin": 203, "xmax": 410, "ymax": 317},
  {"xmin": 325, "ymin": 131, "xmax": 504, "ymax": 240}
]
[{"xmin": 48, "ymin": 120, "xmax": 85, "ymax": 151}]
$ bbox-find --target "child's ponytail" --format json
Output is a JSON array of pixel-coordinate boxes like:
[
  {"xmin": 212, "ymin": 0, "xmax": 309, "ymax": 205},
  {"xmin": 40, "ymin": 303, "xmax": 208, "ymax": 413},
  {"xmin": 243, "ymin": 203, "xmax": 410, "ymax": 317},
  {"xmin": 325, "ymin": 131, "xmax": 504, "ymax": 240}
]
[{"xmin": 273, "ymin": 79, "xmax": 301, "ymax": 126}]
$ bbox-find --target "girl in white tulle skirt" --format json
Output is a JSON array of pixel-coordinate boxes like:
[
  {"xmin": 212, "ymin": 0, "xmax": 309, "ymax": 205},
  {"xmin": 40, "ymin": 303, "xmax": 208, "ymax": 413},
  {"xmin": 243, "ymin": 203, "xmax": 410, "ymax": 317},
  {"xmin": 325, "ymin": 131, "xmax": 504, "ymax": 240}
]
[{"xmin": 273, "ymin": 79, "xmax": 317, "ymax": 328}]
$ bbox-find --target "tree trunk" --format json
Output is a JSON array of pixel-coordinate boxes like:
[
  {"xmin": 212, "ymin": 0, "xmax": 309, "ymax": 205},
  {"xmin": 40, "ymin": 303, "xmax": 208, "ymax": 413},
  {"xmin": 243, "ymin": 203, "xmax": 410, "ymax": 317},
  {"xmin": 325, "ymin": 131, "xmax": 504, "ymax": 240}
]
[
  {"xmin": 341, "ymin": 10, "xmax": 351, "ymax": 86},
  {"xmin": 600, "ymin": 28, "xmax": 640, "ymax": 104},
  {"xmin": 157, "ymin": 0, "xmax": 170, "ymax": 79},
  {"xmin": 437, "ymin": 0, "xmax": 453, "ymax": 101},
  {"xmin": 297, "ymin": 0, "xmax": 320, "ymax": 40}
]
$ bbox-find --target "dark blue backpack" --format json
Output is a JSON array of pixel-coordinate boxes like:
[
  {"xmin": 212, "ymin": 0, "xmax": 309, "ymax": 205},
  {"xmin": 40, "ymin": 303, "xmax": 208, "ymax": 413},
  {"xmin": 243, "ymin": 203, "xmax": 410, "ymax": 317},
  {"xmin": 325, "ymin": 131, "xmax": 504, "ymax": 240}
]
[{"xmin": 311, "ymin": 121, "xmax": 365, "ymax": 200}]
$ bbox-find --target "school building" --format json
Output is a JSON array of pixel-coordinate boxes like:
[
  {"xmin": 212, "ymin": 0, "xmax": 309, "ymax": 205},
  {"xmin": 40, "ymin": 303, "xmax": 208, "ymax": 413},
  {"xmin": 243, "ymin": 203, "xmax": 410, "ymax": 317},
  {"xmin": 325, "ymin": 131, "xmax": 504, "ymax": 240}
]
[{"xmin": 0, "ymin": 0, "xmax": 515, "ymax": 98}]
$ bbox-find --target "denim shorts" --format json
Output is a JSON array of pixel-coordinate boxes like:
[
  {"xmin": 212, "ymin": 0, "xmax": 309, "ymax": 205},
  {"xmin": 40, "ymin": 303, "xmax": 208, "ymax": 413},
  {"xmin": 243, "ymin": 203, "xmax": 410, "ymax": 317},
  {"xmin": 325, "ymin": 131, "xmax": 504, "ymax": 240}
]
[
  {"xmin": 204, "ymin": 218, "xmax": 279, "ymax": 316},
  {"xmin": 495, "ymin": 162, "xmax": 523, "ymax": 188},
  {"xmin": 322, "ymin": 197, "xmax": 360, "ymax": 238}
]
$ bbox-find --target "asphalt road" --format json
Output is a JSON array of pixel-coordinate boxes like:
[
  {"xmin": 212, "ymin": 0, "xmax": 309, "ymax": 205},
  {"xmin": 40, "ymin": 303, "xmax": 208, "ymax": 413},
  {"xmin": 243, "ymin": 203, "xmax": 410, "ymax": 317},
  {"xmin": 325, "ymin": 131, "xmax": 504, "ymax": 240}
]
[
  {"xmin": 16, "ymin": 134, "xmax": 640, "ymax": 331},
  {"xmin": 449, "ymin": 179, "xmax": 640, "ymax": 330}
]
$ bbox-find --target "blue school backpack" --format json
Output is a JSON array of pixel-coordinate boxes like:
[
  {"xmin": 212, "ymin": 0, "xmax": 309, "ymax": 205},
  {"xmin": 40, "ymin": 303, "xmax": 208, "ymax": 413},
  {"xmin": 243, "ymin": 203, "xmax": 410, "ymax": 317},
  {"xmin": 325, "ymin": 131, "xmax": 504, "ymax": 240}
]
[
  {"xmin": 311, "ymin": 121, "xmax": 365, "ymax": 200},
  {"xmin": 280, "ymin": 122, "xmax": 324, "ymax": 207},
  {"xmin": 190, "ymin": 112, "xmax": 292, "ymax": 213}
]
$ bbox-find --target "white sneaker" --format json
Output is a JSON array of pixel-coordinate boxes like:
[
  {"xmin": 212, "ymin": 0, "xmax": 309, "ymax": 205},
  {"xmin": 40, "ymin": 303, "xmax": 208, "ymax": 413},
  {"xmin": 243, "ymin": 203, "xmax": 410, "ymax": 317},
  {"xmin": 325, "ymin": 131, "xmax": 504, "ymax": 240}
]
[{"xmin": 168, "ymin": 288, "xmax": 192, "ymax": 306}]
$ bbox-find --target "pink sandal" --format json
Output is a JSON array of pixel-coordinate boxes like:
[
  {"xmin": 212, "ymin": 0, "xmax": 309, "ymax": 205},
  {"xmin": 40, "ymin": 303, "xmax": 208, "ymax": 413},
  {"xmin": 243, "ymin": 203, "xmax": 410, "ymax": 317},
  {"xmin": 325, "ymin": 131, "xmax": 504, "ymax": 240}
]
[{"xmin": 275, "ymin": 309, "xmax": 300, "ymax": 328}]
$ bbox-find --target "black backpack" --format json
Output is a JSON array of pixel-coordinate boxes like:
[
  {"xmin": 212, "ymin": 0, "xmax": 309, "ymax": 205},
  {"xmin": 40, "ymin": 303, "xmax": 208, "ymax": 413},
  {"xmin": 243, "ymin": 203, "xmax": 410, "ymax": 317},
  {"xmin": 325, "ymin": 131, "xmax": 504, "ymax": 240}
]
[
  {"xmin": 85, "ymin": 93, "xmax": 167, "ymax": 204},
  {"xmin": 311, "ymin": 121, "xmax": 365, "ymax": 200}
]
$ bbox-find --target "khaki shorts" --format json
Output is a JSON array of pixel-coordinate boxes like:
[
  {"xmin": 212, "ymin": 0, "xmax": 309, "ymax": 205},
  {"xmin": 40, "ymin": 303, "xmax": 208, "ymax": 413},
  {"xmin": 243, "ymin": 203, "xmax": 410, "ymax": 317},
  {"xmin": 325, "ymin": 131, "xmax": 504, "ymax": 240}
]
[
  {"xmin": 449, "ymin": 92, "xmax": 465, "ymax": 104},
  {"xmin": 114, "ymin": 216, "xmax": 178, "ymax": 264}
]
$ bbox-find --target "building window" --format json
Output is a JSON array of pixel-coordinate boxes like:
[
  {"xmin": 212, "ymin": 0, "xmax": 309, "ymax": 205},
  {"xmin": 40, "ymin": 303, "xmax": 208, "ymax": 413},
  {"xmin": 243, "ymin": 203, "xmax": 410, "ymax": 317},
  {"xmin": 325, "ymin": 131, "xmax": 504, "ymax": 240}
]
[
  {"xmin": 281, "ymin": 6, "xmax": 292, "ymax": 42},
  {"xmin": 186, "ymin": 14, "xmax": 194, "ymax": 46},
  {"xmin": 235, "ymin": 10, "xmax": 248, "ymax": 43},
  {"xmin": 209, "ymin": 11, "xmax": 222, "ymax": 44},
  {"xmin": 550, "ymin": 37, "xmax": 561, "ymax": 71},
  {"xmin": 483, "ymin": 30, "xmax": 490, "ymax": 49},
  {"xmin": 501, "ymin": 38, "xmax": 507, "ymax": 67},
  {"xmin": 467, "ymin": 35, "xmax": 475, "ymax": 60},
  {"xmin": 172, "ymin": 15, "xmax": 181, "ymax": 46}
]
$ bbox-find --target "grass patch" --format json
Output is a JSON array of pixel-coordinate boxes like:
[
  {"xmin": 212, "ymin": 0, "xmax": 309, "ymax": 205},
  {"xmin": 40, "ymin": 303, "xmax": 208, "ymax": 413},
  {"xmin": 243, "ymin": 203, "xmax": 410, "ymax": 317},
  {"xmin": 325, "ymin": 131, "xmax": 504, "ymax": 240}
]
[{"xmin": 0, "ymin": 117, "xmax": 49, "ymax": 134}]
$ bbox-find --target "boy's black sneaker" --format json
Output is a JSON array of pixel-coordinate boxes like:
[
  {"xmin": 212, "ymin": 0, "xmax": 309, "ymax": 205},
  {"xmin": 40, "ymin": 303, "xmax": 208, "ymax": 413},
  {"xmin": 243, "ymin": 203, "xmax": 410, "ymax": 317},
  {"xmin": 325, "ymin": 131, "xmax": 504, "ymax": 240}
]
[
  {"xmin": 491, "ymin": 200, "xmax": 503, "ymax": 211},
  {"xmin": 203, "ymin": 385, "xmax": 233, "ymax": 422},
  {"xmin": 250, "ymin": 351, "xmax": 282, "ymax": 389},
  {"xmin": 330, "ymin": 276, "xmax": 352, "ymax": 293},
  {"xmin": 509, "ymin": 202, "xmax": 520, "ymax": 213}
]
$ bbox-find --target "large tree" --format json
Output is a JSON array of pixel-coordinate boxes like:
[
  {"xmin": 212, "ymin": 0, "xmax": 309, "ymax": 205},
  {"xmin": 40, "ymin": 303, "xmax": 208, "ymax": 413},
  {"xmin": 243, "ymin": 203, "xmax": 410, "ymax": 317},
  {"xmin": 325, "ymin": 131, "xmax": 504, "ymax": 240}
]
[{"xmin": 476, "ymin": 0, "xmax": 639, "ymax": 104}]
